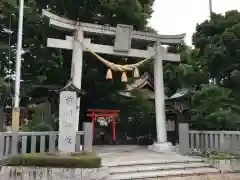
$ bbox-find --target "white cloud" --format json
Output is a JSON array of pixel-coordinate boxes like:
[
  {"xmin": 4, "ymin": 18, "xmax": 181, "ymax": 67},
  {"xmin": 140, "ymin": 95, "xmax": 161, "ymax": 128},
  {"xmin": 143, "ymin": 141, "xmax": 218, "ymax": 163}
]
[{"xmin": 149, "ymin": 0, "xmax": 240, "ymax": 45}]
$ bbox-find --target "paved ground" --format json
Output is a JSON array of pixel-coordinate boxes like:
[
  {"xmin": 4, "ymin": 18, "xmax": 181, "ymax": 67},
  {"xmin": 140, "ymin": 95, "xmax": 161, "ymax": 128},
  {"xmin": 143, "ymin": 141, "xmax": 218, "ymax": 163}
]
[
  {"xmin": 159, "ymin": 174, "xmax": 240, "ymax": 180},
  {"xmin": 94, "ymin": 146, "xmax": 240, "ymax": 179},
  {"xmin": 1, "ymin": 146, "xmax": 240, "ymax": 179},
  {"xmin": 94, "ymin": 145, "xmax": 201, "ymax": 166}
]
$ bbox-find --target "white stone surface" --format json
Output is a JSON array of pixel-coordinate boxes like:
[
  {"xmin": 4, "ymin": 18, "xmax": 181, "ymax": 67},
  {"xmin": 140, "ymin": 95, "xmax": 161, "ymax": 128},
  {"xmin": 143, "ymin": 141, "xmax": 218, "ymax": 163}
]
[
  {"xmin": 71, "ymin": 30, "xmax": 83, "ymax": 90},
  {"xmin": 46, "ymin": 30, "xmax": 84, "ymax": 139},
  {"xmin": 153, "ymin": 41, "xmax": 168, "ymax": 143},
  {"xmin": 71, "ymin": 30, "xmax": 84, "ymax": 134},
  {"xmin": 110, "ymin": 168, "xmax": 220, "ymax": 180},
  {"xmin": 94, "ymin": 146, "xmax": 220, "ymax": 180},
  {"xmin": 48, "ymin": 36, "xmax": 181, "ymax": 59},
  {"xmin": 76, "ymin": 97, "xmax": 80, "ymax": 132},
  {"xmin": 96, "ymin": 145, "xmax": 203, "ymax": 167},
  {"xmin": 148, "ymin": 142, "xmax": 173, "ymax": 153},
  {"xmin": 42, "ymin": 10, "xmax": 185, "ymax": 44},
  {"xmin": 205, "ymin": 159, "xmax": 240, "ymax": 173},
  {"xmin": 109, "ymin": 162, "xmax": 209, "ymax": 174},
  {"xmin": 58, "ymin": 91, "xmax": 78, "ymax": 153}
]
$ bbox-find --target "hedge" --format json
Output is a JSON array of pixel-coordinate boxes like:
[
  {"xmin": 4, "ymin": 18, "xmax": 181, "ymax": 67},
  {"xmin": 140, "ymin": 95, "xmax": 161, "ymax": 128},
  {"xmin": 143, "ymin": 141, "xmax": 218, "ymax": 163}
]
[{"xmin": 6, "ymin": 152, "xmax": 101, "ymax": 168}]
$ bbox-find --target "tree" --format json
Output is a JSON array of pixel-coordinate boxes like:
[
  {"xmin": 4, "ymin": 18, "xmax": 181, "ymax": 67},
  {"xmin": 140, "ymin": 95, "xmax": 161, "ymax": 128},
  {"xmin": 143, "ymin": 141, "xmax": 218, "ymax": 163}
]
[
  {"xmin": 0, "ymin": 0, "xmax": 158, "ymax": 136},
  {"xmin": 165, "ymin": 45, "xmax": 208, "ymax": 94},
  {"xmin": 0, "ymin": 0, "xmax": 154, "ymax": 104},
  {"xmin": 0, "ymin": 0, "xmax": 68, "ymax": 106},
  {"xmin": 115, "ymin": 94, "xmax": 156, "ymax": 144},
  {"xmin": 189, "ymin": 85, "xmax": 240, "ymax": 130},
  {"xmin": 193, "ymin": 11, "xmax": 240, "ymax": 87},
  {"xmin": 182, "ymin": 10, "xmax": 240, "ymax": 130},
  {"xmin": 0, "ymin": 78, "xmax": 11, "ymax": 106}
]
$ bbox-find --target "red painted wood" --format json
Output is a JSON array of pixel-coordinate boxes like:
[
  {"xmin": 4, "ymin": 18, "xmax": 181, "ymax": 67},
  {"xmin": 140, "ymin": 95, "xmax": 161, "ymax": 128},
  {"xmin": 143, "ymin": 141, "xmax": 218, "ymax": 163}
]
[
  {"xmin": 87, "ymin": 109, "xmax": 120, "ymax": 113},
  {"xmin": 112, "ymin": 116, "xmax": 116, "ymax": 141},
  {"xmin": 91, "ymin": 112, "xmax": 95, "ymax": 138},
  {"xmin": 87, "ymin": 109, "xmax": 119, "ymax": 142},
  {"xmin": 87, "ymin": 113, "xmax": 117, "ymax": 117}
]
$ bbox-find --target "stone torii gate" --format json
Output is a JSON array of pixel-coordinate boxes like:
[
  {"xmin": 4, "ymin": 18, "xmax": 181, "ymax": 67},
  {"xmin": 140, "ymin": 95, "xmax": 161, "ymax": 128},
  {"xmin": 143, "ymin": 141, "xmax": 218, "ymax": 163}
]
[{"xmin": 42, "ymin": 10, "xmax": 185, "ymax": 152}]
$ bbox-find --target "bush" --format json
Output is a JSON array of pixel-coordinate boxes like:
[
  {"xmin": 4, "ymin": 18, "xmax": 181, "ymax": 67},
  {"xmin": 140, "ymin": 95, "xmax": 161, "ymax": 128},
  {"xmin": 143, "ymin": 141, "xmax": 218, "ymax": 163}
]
[
  {"xmin": 7, "ymin": 152, "xmax": 101, "ymax": 168},
  {"xmin": 21, "ymin": 121, "xmax": 54, "ymax": 132},
  {"xmin": 20, "ymin": 121, "xmax": 55, "ymax": 153}
]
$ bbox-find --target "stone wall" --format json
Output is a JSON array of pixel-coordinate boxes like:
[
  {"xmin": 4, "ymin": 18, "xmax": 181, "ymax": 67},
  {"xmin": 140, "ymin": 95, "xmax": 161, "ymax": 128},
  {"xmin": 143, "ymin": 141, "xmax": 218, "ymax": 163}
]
[{"xmin": 0, "ymin": 166, "xmax": 110, "ymax": 180}]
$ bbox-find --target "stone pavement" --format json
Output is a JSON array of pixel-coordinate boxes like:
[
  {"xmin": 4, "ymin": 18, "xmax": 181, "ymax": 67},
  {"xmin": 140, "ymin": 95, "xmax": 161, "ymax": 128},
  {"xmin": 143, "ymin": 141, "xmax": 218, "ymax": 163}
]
[
  {"xmin": 159, "ymin": 174, "xmax": 240, "ymax": 180},
  {"xmin": 94, "ymin": 145, "xmax": 223, "ymax": 179},
  {"xmin": 94, "ymin": 145, "xmax": 204, "ymax": 166}
]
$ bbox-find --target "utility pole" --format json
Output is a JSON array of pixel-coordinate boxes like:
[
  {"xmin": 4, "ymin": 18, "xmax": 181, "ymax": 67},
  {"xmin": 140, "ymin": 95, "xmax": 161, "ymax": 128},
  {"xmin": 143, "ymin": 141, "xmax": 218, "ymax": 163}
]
[
  {"xmin": 12, "ymin": 0, "xmax": 24, "ymax": 132},
  {"xmin": 209, "ymin": 0, "xmax": 216, "ymax": 84},
  {"xmin": 209, "ymin": 0, "xmax": 213, "ymax": 16}
]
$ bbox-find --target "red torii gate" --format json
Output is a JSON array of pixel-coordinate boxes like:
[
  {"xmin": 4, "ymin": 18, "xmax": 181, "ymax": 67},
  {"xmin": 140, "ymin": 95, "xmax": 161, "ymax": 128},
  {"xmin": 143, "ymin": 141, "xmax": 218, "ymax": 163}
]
[{"xmin": 87, "ymin": 109, "xmax": 120, "ymax": 142}]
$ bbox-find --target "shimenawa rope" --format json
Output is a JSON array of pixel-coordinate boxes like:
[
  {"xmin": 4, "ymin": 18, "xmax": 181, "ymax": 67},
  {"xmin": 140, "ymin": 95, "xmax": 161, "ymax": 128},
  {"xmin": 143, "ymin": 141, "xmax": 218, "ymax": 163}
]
[{"xmin": 74, "ymin": 36, "xmax": 158, "ymax": 82}]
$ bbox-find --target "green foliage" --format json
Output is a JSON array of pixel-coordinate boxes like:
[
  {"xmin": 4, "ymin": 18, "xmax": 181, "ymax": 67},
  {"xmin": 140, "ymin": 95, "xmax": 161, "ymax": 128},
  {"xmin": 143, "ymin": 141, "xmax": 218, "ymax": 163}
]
[
  {"xmin": 115, "ymin": 95, "xmax": 156, "ymax": 141},
  {"xmin": 3, "ymin": 0, "xmax": 240, "ymax": 133},
  {"xmin": 201, "ymin": 150, "xmax": 236, "ymax": 160},
  {"xmin": 8, "ymin": 152, "xmax": 101, "ymax": 168},
  {"xmin": 34, "ymin": 102, "xmax": 57, "ymax": 129},
  {"xmin": 0, "ymin": 0, "xmax": 156, "ymax": 110},
  {"xmin": 193, "ymin": 11, "xmax": 240, "ymax": 86},
  {"xmin": 21, "ymin": 120, "xmax": 53, "ymax": 132},
  {"xmin": 0, "ymin": 77, "xmax": 11, "ymax": 106},
  {"xmin": 190, "ymin": 149, "xmax": 236, "ymax": 160},
  {"xmin": 165, "ymin": 46, "xmax": 208, "ymax": 91},
  {"xmin": 189, "ymin": 85, "xmax": 240, "ymax": 130},
  {"xmin": 0, "ymin": 0, "xmax": 157, "ymax": 135},
  {"xmin": 21, "ymin": 103, "xmax": 56, "ymax": 131},
  {"xmin": 184, "ymin": 10, "xmax": 240, "ymax": 130}
]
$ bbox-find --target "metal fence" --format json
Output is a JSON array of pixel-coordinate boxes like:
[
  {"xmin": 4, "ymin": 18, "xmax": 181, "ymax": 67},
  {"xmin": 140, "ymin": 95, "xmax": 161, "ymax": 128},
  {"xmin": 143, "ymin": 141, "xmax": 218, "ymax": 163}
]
[
  {"xmin": 0, "ymin": 122, "xmax": 93, "ymax": 162},
  {"xmin": 179, "ymin": 123, "xmax": 240, "ymax": 155}
]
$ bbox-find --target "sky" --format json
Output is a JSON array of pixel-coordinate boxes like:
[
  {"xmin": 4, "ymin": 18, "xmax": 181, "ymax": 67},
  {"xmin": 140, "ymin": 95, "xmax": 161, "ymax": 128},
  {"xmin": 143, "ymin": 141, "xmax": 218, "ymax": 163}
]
[{"xmin": 149, "ymin": 0, "xmax": 240, "ymax": 45}]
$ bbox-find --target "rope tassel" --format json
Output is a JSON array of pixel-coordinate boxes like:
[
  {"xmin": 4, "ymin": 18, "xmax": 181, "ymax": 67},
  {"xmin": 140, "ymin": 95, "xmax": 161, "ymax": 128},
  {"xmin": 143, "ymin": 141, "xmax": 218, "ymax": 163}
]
[
  {"xmin": 73, "ymin": 37, "xmax": 159, "ymax": 83},
  {"xmin": 106, "ymin": 69, "xmax": 113, "ymax": 80},
  {"xmin": 133, "ymin": 67, "xmax": 140, "ymax": 78},
  {"xmin": 121, "ymin": 72, "xmax": 127, "ymax": 82}
]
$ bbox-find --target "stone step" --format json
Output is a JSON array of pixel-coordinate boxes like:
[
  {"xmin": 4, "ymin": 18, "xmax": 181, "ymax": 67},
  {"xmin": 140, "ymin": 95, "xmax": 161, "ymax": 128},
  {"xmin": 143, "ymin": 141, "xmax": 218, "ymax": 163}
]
[
  {"xmin": 109, "ymin": 162, "xmax": 211, "ymax": 174},
  {"xmin": 104, "ymin": 158, "xmax": 203, "ymax": 167},
  {"xmin": 110, "ymin": 167, "xmax": 221, "ymax": 180}
]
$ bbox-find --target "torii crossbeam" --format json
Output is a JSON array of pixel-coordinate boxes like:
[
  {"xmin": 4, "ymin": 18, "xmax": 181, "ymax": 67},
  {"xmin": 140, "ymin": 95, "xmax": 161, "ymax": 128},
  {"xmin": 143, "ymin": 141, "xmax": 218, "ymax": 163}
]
[{"xmin": 42, "ymin": 9, "xmax": 185, "ymax": 153}]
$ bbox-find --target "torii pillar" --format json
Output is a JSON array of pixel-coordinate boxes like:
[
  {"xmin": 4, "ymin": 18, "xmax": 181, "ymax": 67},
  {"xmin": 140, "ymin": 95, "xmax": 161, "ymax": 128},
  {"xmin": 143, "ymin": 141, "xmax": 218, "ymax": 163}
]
[
  {"xmin": 148, "ymin": 40, "xmax": 172, "ymax": 152},
  {"xmin": 71, "ymin": 30, "xmax": 83, "ymax": 132},
  {"xmin": 42, "ymin": 10, "xmax": 185, "ymax": 153}
]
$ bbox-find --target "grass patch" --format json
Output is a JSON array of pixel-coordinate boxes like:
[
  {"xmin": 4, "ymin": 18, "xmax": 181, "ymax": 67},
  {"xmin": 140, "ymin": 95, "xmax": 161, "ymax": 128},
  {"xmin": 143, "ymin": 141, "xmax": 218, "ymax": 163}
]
[{"xmin": 7, "ymin": 152, "xmax": 101, "ymax": 168}]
